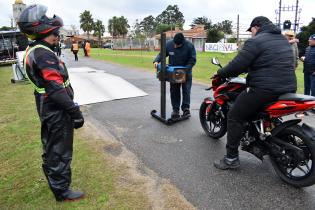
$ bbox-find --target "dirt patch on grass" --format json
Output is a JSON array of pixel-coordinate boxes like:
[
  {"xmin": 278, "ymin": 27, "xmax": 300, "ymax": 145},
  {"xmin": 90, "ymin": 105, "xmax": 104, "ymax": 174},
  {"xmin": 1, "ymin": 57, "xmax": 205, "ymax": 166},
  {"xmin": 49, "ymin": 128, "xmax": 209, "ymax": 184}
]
[{"xmin": 79, "ymin": 116, "xmax": 196, "ymax": 210}]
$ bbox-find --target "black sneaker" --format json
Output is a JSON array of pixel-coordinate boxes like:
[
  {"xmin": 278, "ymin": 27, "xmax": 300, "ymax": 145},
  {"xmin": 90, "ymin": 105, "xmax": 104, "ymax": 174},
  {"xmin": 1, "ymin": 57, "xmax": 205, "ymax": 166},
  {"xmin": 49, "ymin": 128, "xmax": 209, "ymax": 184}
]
[
  {"xmin": 55, "ymin": 189, "xmax": 85, "ymax": 202},
  {"xmin": 171, "ymin": 110, "xmax": 180, "ymax": 119},
  {"xmin": 183, "ymin": 109, "xmax": 191, "ymax": 117},
  {"xmin": 214, "ymin": 156, "xmax": 240, "ymax": 170}
]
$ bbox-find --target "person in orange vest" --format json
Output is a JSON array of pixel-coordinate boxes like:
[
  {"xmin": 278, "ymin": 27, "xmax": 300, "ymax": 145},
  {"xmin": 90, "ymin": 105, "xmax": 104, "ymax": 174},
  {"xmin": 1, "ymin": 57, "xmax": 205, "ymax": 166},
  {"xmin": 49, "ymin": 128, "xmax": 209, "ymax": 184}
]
[
  {"xmin": 71, "ymin": 41, "xmax": 79, "ymax": 61},
  {"xmin": 85, "ymin": 40, "xmax": 91, "ymax": 57}
]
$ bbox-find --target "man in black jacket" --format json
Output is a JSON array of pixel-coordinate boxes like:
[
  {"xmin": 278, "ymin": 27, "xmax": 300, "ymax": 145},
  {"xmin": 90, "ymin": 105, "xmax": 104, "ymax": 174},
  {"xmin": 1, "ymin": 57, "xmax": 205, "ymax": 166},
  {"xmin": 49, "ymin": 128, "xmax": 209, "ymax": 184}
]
[
  {"xmin": 302, "ymin": 34, "xmax": 315, "ymax": 96},
  {"xmin": 18, "ymin": 4, "xmax": 85, "ymax": 201},
  {"xmin": 214, "ymin": 16, "xmax": 297, "ymax": 170},
  {"xmin": 153, "ymin": 33, "xmax": 196, "ymax": 118}
]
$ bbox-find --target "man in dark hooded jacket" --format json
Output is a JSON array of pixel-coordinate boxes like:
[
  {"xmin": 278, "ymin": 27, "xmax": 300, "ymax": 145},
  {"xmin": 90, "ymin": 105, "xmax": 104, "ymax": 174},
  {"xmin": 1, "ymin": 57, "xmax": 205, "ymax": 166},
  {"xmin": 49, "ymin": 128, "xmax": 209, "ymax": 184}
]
[{"xmin": 214, "ymin": 16, "xmax": 297, "ymax": 170}]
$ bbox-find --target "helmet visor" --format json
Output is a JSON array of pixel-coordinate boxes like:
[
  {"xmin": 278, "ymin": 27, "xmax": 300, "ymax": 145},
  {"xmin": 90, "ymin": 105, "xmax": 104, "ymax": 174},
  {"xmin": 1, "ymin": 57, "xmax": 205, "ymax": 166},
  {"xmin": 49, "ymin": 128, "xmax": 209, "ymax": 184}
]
[{"xmin": 25, "ymin": 4, "xmax": 48, "ymax": 23}]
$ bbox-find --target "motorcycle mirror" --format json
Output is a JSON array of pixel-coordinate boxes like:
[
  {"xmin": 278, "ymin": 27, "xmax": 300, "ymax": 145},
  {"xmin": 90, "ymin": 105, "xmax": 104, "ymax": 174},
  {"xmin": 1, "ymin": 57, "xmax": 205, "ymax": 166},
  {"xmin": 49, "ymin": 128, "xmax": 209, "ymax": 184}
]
[{"xmin": 211, "ymin": 57, "xmax": 220, "ymax": 66}]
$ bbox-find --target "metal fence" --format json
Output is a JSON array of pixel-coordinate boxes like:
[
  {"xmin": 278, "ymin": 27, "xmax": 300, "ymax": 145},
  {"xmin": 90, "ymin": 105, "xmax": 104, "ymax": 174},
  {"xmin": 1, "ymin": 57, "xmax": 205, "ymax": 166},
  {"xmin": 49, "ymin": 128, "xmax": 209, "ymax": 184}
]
[{"xmin": 112, "ymin": 38, "xmax": 158, "ymax": 51}]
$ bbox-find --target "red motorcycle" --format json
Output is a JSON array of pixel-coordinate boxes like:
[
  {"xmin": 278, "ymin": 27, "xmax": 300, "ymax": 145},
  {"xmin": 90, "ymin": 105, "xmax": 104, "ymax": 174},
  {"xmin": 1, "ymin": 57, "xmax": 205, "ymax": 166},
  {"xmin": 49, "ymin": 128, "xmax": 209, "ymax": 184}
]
[{"xmin": 200, "ymin": 58, "xmax": 315, "ymax": 187}]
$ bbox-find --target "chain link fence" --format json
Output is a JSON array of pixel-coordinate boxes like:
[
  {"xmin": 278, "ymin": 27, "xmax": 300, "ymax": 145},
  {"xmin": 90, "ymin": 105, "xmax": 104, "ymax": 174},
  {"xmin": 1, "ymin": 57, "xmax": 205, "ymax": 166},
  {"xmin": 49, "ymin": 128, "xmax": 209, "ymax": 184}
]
[{"xmin": 112, "ymin": 38, "xmax": 158, "ymax": 51}]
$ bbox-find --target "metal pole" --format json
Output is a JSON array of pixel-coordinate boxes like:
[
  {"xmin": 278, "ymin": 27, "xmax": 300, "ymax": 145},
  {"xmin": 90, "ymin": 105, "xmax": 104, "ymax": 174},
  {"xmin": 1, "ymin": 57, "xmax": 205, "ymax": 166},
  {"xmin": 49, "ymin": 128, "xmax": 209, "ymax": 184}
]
[
  {"xmin": 160, "ymin": 32, "xmax": 166, "ymax": 119},
  {"xmin": 237, "ymin": 14, "xmax": 240, "ymax": 46},
  {"xmin": 278, "ymin": 0, "xmax": 282, "ymax": 29},
  {"xmin": 294, "ymin": 0, "xmax": 299, "ymax": 33}
]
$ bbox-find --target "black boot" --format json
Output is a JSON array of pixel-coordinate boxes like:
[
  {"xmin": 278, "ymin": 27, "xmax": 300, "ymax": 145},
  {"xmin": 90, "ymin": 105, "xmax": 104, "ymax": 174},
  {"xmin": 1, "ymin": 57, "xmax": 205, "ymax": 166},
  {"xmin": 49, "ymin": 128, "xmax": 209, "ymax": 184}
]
[
  {"xmin": 55, "ymin": 189, "xmax": 85, "ymax": 202},
  {"xmin": 171, "ymin": 110, "xmax": 180, "ymax": 119},
  {"xmin": 214, "ymin": 156, "xmax": 240, "ymax": 170},
  {"xmin": 182, "ymin": 108, "xmax": 191, "ymax": 117}
]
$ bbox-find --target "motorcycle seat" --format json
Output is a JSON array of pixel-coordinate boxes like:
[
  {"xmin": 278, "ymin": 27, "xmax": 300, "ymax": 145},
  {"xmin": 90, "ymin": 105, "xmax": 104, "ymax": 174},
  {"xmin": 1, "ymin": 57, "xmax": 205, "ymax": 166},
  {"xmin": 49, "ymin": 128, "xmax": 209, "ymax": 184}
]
[{"xmin": 278, "ymin": 93, "xmax": 315, "ymax": 102}]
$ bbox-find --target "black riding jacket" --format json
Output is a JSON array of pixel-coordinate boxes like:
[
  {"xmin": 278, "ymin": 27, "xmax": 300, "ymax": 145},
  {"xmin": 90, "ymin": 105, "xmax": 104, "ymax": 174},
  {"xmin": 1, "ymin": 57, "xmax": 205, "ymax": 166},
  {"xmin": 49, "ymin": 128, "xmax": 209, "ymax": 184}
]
[
  {"xmin": 24, "ymin": 40, "xmax": 78, "ymax": 114},
  {"xmin": 218, "ymin": 24, "xmax": 297, "ymax": 94}
]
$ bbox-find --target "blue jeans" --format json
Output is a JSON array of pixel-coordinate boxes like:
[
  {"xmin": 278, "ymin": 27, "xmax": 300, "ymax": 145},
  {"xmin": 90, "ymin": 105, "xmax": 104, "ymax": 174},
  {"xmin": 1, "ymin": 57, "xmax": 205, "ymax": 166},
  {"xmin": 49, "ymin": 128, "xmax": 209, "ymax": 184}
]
[
  {"xmin": 170, "ymin": 73, "xmax": 192, "ymax": 111},
  {"xmin": 304, "ymin": 71, "xmax": 315, "ymax": 96}
]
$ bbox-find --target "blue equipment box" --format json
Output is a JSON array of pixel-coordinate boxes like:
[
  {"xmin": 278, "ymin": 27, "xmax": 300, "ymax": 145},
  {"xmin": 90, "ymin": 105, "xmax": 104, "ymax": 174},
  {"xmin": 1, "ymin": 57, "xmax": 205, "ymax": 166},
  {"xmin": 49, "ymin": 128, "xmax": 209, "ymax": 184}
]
[{"xmin": 157, "ymin": 64, "xmax": 189, "ymax": 83}]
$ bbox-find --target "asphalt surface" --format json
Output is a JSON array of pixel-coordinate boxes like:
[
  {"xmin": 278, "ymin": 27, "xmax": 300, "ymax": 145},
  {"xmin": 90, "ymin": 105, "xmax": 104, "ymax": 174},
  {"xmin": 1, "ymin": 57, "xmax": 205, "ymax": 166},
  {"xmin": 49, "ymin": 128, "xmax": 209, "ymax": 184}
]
[{"xmin": 64, "ymin": 51, "xmax": 315, "ymax": 210}]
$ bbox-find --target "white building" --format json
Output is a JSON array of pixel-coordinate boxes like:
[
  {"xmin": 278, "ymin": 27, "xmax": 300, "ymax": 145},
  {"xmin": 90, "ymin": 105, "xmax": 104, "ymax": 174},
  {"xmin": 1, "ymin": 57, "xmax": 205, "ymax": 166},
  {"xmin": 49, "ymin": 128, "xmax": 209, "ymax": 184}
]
[{"xmin": 12, "ymin": 0, "xmax": 26, "ymax": 28}]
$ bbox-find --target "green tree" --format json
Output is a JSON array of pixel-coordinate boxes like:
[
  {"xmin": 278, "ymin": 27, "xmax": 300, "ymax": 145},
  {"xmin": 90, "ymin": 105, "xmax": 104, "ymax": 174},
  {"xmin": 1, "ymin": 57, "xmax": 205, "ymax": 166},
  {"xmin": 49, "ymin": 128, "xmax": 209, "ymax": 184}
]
[
  {"xmin": 108, "ymin": 16, "xmax": 129, "ymax": 38},
  {"xmin": 217, "ymin": 20, "xmax": 233, "ymax": 34},
  {"xmin": 190, "ymin": 16, "xmax": 212, "ymax": 30},
  {"xmin": 79, "ymin": 10, "xmax": 94, "ymax": 39},
  {"xmin": 93, "ymin": 19, "xmax": 105, "ymax": 47},
  {"xmin": 297, "ymin": 18, "xmax": 315, "ymax": 56},
  {"xmin": 155, "ymin": 5, "xmax": 185, "ymax": 29},
  {"xmin": 0, "ymin": 26, "xmax": 13, "ymax": 31},
  {"xmin": 140, "ymin": 15, "xmax": 156, "ymax": 37},
  {"xmin": 207, "ymin": 27, "xmax": 224, "ymax": 42},
  {"xmin": 132, "ymin": 19, "xmax": 142, "ymax": 37},
  {"xmin": 117, "ymin": 16, "xmax": 129, "ymax": 37},
  {"xmin": 155, "ymin": 24, "xmax": 174, "ymax": 34},
  {"xmin": 108, "ymin": 16, "xmax": 119, "ymax": 37}
]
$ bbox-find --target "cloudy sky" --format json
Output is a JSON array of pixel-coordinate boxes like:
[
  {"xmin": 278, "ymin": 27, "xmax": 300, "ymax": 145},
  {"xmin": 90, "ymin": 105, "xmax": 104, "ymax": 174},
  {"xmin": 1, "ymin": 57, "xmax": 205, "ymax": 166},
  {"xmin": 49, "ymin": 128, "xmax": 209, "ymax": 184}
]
[{"xmin": 1, "ymin": 0, "xmax": 314, "ymax": 34}]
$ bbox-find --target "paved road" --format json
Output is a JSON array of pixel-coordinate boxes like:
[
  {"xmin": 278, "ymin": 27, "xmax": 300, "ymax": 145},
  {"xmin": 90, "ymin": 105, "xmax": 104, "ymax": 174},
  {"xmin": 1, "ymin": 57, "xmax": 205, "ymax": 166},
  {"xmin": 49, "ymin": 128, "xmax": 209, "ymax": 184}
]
[{"xmin": 64, "ymin": 52, "xmax": 315, "ymax": 210}]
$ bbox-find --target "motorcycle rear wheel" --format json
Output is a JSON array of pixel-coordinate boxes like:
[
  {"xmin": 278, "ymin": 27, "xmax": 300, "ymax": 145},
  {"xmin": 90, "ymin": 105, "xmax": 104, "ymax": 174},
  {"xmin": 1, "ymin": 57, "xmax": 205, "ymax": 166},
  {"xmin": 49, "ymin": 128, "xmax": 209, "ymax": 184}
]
[
  {"xmin": 199, "ymin": 102, "xmax": 227, "ymax": 139},
  {"xmin": 270, "ymin": 125, "xmax": 315, "ymax": 187}
]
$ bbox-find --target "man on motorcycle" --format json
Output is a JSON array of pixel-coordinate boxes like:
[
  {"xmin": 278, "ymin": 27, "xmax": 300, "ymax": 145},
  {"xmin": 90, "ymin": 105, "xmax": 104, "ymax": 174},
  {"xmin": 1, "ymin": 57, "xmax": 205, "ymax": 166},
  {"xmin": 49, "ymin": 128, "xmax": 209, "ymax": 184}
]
[{"xmin": 214, "ymin": 16, "xmax": 297, "ymax": 170}]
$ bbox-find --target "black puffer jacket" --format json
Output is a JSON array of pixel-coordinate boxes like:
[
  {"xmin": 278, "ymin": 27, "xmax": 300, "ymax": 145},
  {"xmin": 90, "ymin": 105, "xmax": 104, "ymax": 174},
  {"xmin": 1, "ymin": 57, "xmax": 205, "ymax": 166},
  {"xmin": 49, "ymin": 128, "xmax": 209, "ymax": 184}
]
[
  {"xmin": 218, "ymin": 24, "xmax": 297, "ymax": 94},
  {"xmin": 304, "ymin": 46, "xmax": 315, "ymax": 73}
]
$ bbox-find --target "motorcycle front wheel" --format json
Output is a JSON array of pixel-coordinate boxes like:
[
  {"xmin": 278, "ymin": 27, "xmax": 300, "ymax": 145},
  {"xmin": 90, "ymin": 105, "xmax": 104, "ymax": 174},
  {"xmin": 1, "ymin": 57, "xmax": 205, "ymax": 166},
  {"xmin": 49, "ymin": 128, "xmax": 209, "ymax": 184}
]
[
  {"xmin": 199, "ymin": 102, "xmax": 227, "ymax": 139},
  {"xmin": 270, "ymin": 125, "xmax": 315, "ymax": 187}
]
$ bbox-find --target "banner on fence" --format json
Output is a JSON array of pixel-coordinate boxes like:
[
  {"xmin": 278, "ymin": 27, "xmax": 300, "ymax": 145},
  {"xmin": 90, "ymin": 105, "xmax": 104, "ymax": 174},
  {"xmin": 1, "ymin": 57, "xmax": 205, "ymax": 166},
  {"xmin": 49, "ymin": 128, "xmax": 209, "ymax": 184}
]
[{"xmin": 205, "ymin": 43, "xmax": 238, "ymax": 53}]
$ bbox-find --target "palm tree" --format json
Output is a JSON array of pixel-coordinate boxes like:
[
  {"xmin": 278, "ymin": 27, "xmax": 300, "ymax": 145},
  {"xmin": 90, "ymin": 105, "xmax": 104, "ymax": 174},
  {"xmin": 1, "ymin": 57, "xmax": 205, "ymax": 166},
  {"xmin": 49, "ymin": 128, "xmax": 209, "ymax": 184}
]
[
  {"xmin": 79, "ymin": 10, "xmax": 94, "ymax": 39},
  {"xmin": 108, "ymin": 16, "xmax": 129, "ymax": 38},
  {"xmin": 94, "ymin": 20, "xmax": 105, "ymax": 47}
]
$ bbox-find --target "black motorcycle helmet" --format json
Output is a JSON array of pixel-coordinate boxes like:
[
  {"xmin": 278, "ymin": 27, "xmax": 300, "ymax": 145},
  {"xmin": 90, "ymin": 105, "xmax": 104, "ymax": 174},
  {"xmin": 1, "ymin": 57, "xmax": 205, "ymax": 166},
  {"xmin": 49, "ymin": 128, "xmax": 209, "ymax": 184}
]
[{"xmin": 17, "ymin": 4, "xmax": 63, "ymax": 40}]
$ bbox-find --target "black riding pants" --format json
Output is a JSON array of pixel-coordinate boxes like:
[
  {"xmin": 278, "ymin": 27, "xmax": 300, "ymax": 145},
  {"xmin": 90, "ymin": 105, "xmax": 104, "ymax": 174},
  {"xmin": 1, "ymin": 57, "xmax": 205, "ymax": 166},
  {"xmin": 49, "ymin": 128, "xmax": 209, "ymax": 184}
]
[
  {"xmin": 226, "ymin": 87, "xmax": 280, "ymax": 158},
  {"xmin": 35, "ymin": 93, "xmax": 73, "ymax": 196}
]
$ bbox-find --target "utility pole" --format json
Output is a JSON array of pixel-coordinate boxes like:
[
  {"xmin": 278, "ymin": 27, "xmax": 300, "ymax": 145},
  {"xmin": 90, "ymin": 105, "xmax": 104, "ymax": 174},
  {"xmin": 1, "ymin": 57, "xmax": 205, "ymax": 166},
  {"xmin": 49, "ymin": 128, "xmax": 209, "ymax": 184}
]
[
  {"xmin": 10, "ymin": 18, "xmax": 14, "ymax": 29},
  {"xmin": 275, "ymin": 0, "xmax": 302, "ymax": 32},
  {"xmin": 294, "ymin": 0, "xmax": 299, "ymax": 33},
  {"xmin": 278, "ymin": 0, "xmax": 282, "ymax": 28},
  {"xmin": 236, "ymin": 14, "xmax": 240, "ymax": 46}
]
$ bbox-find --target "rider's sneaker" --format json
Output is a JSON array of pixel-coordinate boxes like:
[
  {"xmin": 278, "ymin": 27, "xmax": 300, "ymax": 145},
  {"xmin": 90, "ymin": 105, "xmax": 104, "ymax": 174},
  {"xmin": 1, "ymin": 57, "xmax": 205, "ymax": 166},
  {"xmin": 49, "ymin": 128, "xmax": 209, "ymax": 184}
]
[
  {"xmin": 182, "ymin": 108, "xmax": 191, "ymax": 118},
  {"xmin": 171, "ymin": 110, "xmax": 180, "ymax": 119},
  {"xmin": 214, "ymin": 156, "xmax": 240, "ymax": 170}
]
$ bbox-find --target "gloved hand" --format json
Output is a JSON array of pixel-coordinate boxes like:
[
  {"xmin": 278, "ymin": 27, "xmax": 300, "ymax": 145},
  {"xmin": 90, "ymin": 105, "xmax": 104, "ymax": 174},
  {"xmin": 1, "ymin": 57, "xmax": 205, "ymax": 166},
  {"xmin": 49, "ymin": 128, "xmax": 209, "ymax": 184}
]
[
  {"xmin": 70, "ymin": 108, "xmax": 84, "ymax": 129},
  {"xmin": 211, "ymin": 73, "xmax": 225, "ymax": 87},
  {"xmin": 211, "ymin": 73, "xmax": 221, "ymax": 80}
]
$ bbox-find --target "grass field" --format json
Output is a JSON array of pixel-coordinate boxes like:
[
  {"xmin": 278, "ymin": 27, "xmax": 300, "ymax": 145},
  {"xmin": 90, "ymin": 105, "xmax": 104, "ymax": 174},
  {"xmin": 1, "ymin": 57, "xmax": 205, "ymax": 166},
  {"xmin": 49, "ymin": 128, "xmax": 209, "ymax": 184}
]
[
  {"xmin": 88, "ymin": 48, "xmax": 305, "ymax": 93},
  {"xmin": 0, "ymin": 66, "xmax": 151, "ymax": 209}
]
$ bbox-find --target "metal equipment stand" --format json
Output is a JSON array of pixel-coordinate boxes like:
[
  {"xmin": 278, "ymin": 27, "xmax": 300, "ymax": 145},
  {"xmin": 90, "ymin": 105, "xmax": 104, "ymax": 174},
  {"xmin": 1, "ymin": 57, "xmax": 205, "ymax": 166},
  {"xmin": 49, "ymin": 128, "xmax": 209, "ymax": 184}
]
[{"xmin": 151, "ymin": 33, "xmax": 190, "ymax": 125}]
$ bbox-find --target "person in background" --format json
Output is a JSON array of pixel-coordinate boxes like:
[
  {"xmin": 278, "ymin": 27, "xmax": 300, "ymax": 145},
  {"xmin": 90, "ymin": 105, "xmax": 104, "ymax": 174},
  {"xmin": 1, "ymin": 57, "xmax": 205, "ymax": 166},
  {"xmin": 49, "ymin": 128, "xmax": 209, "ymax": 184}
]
[
  {"xmin": 301, "ymin": 34, "xmax": 315, "ymax": 96},
  {"xmin": 85, "ymin": 40, "xmax": 91, "ymax": 57},
  {"xmin": 71, "ymin": 41, "xmax": 79, "ymax": 61},
  {"xmin": 82, "ymin": 39, "xmax": 87, "ymax": 56},
  {"xmin": 57, "ymin": 41, "xmax": 62, "ymax": 56},
  {"xmin": 153, "ymin": 33, "xmax": 196, "ymax": 119},
  {"xmin": 284, "ymin": 30, "xmax": 299, "ymax": 69},
  {"xmin": 54, "ymin": 40, "xmax": 61, "ymax": 56},
  {"xmin": 18, "ymin": 4, "xmax": 85, "ymax": 201}
]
